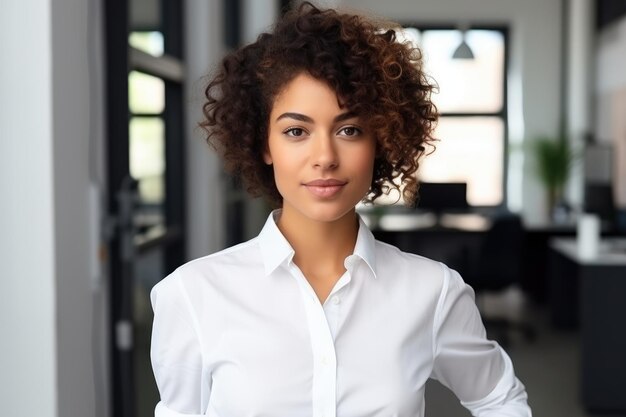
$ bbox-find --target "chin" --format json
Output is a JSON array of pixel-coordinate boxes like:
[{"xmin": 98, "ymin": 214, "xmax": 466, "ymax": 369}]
[
  {"xmin": 278, "ymin": 185, "xmax": 368, "ymax": 224},
  {"xmin": 290, "ymin": 200, "xmax": 358, "ymax": 224}
]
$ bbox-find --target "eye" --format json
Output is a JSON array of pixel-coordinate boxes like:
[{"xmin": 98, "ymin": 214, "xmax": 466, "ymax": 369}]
[
  {"xmin": 338, "ymin": 126, "xmax": 362, "ymax": 137},
  {"xmin": 284, "ymin": 127, "xmax": 306, "ymax": 137}
]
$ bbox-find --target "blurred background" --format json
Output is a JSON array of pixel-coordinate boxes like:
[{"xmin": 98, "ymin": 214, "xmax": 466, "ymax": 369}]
[{"xmin": 1, "ymin": 0, "xmax": 626, "ymax": 416}]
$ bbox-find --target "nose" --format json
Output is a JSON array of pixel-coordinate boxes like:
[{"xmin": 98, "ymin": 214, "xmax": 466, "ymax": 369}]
[{"xmin": 311, "ymin": 134, "xmax": 338, "ymax": 170}]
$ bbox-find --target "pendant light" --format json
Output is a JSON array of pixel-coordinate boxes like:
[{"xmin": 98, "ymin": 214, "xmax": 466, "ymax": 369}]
[{"xmin": 453, "ymin": 24, "xmax": 474, "ymax": 60}]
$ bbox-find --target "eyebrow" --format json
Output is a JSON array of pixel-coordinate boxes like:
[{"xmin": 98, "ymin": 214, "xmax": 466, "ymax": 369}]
[{"xmin": 275, "ymin": 111, "xmax": 357, "ymax": 124}]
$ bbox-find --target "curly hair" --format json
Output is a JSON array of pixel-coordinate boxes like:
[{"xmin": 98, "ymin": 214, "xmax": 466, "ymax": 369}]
[{"xmin": 200, "ymin": 1, "xmax": 438, "ymax": 207}]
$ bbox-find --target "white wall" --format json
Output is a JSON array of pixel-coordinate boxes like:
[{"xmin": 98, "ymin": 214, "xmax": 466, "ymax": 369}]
[
  {"xmin": 565, "ymin": 0, "xmax": 594, "ymax": 210},
  {"xmin": 339, "ymin": 0, "xmax": 563, "ymax": 223},
  {"xmin": 242, "ymin": 0, "xmax": 280, "ymax": 44},
  {"xmin": 184, "ymin": 0, "xmax": 280, "ymax": 256},
  {"xmin": 241, "ymin": 0, "xmax": 281, "ymax": 240},
  {"xmin": 0, "ymin": 0, "xmax": 105, "ymax": 416},
  {"xmin": 595, "ymin": 15, "xmax": 626, "ymax": 207},
  {"xmin": 596, "ymin": 15, "xmax": 626, "ymax": 94},
  {"xmin": 0, "ymin": 1, "xmax": 58, "ymax": 415},
  {"xmin": 50, "ymin": 0, "xmax": 103, "ymax": 415},
  {"xmin": 185, "ymin": 0, "xmax": 283, "ymax": 258},
  {"xmin": 184, "ymin": 0, "xmax": 228, "ymax": 259}
]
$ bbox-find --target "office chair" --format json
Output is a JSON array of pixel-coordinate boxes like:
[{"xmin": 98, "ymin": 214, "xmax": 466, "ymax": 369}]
[{"xmin": 464, "ymin": 213, "xmax": 535, "ymax": 347}]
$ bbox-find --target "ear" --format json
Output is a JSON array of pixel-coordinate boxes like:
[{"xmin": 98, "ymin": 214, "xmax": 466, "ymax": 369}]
[{"xmin": 263, "ymin": 148, "xmax": 273, "ymax": 165}]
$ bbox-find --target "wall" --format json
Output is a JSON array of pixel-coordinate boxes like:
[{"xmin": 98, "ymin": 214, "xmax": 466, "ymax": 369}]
[
  {"xmin": 596, "ymin": 15, "xmax": 626, "ymax": 207},
  {"xmin": 596, "ymin": 15, "xmax": 626, "ymax": 94},
  {"xmin": 242, "ymin": 0, "xmax": 281, "ymax": 240},
  {"xmin": 0, "ymin": 0, "xmax": 105, "ymax": 416},
  {"xmin": 0, "ymin": 1, "xmax": 58, "ymax": 416},
  {"xmin": 339, "ymin": 0, "xmax": 563, "ymax": 223},
  {"xmin": 184, "ymin": 0, "xmax": 228, "ymax": 259},
  {"xmin": 242, "ymin": 0, "xmax": 279, "ymax": 44},
  {"xmin": 51, "ymin": 0, "xmax": 103, "ymax": 415},
  {"xmin": 565, "ymin": 0, "xmax": 594, "ymax": 209},
  {"xmin": 185, "ymin": 0, "xmax": 284, "ymax": 257}
]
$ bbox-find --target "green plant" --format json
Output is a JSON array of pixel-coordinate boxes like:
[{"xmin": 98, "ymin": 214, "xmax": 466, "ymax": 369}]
[{"xmin": 530, "ymin": 136, "xmax": 576, "ymax": 212}]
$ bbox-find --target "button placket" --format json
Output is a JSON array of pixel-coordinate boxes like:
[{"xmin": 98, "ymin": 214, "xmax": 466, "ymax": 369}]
[
  {"xmin": 289, "ymin": 264, "xmax": 338, "ymax": 417},
  {"xmin": 308, "ymin": 297, "xmax": 337, "ymax": 417}
]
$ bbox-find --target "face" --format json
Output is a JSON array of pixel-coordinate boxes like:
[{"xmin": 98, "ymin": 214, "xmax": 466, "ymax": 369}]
[{"xmin": 264, "ymin": 72, "xmax": 376, "ymax": 224}]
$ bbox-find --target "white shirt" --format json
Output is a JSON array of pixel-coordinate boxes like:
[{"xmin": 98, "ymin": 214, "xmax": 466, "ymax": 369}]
[{"xmin": 150, "ymin": 210, "xmax": 531, "ymax": 417}]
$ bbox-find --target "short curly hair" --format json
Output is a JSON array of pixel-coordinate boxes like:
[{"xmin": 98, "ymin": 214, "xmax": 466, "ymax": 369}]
[{"xmin": 200, "ymin": 1, "xmax": 438, "ymax": 207}]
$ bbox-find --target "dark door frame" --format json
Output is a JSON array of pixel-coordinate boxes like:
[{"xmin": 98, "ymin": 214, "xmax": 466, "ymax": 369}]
[{"xmin": 104, "ymin": 1, "xmax": 186, "ymax": 415}]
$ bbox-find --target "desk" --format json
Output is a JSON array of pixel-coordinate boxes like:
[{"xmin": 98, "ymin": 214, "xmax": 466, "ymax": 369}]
[
  {"xmin": 521, "ymin": 224, "xmax": 576, "ymax": 304},
  {"xmin": 364, "ymin": 211, "xmax": 552, "ymax": 301},
  {"xmin": 364, "ymin": 211, "xmax": 490, "ymax": 278},
  {"xmin": 524, "ymin": 221, "xmax": 618, "ymax": 304},
  {"xmin": 549, "ymin": 238, "xmax": 626, "ymax": 413}
]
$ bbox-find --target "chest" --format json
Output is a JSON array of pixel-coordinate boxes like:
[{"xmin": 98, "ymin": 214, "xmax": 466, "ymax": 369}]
[{"xmin": 202, "ymin": 274, "xmax": 435, "ymax": 416}]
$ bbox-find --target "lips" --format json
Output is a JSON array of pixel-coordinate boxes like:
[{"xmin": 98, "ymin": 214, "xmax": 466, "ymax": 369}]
[
  {"xmin": 303, "ymin": 178, "xmax": 347, "ymax": 198},
  {"xmin": 304, "ymin": 179, "xmax": 347, "ymax": 186}
]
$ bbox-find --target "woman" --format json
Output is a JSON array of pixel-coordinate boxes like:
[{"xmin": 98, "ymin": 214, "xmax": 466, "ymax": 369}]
[{"xmin": 150, "ymin": 2, "xmax": 532, "ymax": 416}]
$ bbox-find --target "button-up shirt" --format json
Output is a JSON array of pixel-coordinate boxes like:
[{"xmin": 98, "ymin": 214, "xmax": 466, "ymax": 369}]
[{"xmin": 150, "ymin": 210, "xmax": 531, "ymax": 416}]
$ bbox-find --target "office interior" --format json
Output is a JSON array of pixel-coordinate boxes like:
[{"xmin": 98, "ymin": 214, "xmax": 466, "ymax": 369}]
[{"xmin": 2, "ymin": 0, "xmax": 626, "ymax": 416}]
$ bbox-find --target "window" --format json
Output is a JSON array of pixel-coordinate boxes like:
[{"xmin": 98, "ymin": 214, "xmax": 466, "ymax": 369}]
[{"xmin": 399, "ymin": 26, "xmax": 508, "ymax": 208}]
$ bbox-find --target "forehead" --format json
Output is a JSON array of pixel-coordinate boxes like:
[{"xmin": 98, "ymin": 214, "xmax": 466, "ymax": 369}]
[{"xmin": 270, "ymin": 73, "xmax": 346, "ymax": 119}]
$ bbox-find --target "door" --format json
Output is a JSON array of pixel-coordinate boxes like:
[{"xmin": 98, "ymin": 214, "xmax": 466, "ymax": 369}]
[{"xmin": 105, "ymin": 1, "xmax": 186, "ymax": 416}]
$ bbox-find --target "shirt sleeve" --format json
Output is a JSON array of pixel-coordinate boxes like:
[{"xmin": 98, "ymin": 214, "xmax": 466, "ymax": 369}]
[
  {"xmin": 150, "ymin": 269, "xmax": 209, "ymax": 417},
  {"xmin": 431, "ymin": 265, "xmax": 532, "ymax": 417}
]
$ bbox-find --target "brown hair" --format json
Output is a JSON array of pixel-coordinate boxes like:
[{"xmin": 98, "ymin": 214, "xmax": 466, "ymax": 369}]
[{"xmin": 200, "ymin": 1, "xmax": 438, "ymax": 207}]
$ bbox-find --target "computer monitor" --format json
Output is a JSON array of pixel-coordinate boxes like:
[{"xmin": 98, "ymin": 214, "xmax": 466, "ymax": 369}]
[
  {"xmin": 584, "ymin": 182, "xmax": 615, "ymax": 223},
  {"xmin": 416, "ymin": 182, "xmax": 469, "ymax": 213}
]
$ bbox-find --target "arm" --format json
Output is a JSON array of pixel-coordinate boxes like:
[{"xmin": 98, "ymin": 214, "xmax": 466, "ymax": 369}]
[
  {"xmin": 150, "ymin": 270, "xmax": 209, "ymax": 416},
  {"xmin": 431, "ymin": 265, "xmax": 531, "ymax": 417}
]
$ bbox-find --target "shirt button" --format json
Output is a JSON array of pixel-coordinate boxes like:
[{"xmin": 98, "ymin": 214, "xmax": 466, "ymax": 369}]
[
  {"xmin": 332, "ymin": 295, "xmax": 340, "ymax": 305},
  {"xmin": 321, "ymin": 355, "xmax": 330, "ymax": 365}
]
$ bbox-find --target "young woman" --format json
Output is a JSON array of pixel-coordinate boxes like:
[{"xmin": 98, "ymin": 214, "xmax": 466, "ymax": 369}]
[{"xmin": 150, "ymin": 3, "xmax": 531, "ymax": 416}]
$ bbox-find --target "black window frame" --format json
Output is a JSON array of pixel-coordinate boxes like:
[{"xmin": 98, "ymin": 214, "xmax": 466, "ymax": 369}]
[{"xmin": 400, "ymin": 23, "xmax": 510, "ymax": 210}]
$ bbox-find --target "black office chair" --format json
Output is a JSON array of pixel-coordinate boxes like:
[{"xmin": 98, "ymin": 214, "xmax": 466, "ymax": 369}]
[{"xmin": 464, "ymin": 213, "xmax": 535, "ymax": 347}]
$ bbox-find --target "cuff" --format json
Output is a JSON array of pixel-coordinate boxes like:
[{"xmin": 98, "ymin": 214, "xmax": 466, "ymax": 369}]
[{"xmin": 460, "ymin": 350, "xmax": 531, "ymax": 416}]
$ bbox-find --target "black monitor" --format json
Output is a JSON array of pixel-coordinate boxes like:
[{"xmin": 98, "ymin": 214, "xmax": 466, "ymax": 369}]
[
  {"xmin": 416, "ymin": 182, "xmax": 469, "ymax": 213},
  {"xmin": 584, "ymin": 182, "xmax": 615, "ymax": 223}
]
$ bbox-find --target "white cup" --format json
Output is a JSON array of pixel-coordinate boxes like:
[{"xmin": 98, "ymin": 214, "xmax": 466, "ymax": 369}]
[{"xmin": 577, "ymin": 213, "xmax": 600, "ymax": 260}]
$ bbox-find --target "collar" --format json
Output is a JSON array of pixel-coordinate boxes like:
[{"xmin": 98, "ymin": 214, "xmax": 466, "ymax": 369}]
[
  {"xmin": 351, "ymin": 214, "xmax": 377, "ymax": 278},
  {"xmin": 257, "ymin": 209, "xmax": 377, "ymax": 278},
  {"xmin": 258, "ymin": 210, "xmax": 296, "ymax": 277}
]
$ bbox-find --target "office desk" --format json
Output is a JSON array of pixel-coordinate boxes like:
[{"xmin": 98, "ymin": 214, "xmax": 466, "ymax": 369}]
[
  {"xmin": 549, "ymin": 238, "xmax": 626, "ymax": 413},
  {"xmin": 523, "ymin": 222, "xmax": 618, "ymax": 304},
  {"xmin": 521, "ymin": 224, "xmax": 576, "ymax": 304},
  {"xmin": 365, "ymin": 212, "xmax": 490, "ymax": 278}
]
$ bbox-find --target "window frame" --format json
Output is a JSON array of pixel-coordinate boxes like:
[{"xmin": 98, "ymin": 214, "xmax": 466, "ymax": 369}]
[{"xmin": 400, "ymin": 23, "xmax": 510, "ymax": 210}]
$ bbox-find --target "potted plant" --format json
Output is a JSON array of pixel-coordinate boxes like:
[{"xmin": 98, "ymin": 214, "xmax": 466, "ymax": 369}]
[{"xmin": 529, "ymin": 136, "xmax": 577, "ymax": 222}]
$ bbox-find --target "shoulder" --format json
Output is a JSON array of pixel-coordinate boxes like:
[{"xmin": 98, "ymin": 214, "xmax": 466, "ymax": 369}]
[
  {"xmin": 372, "ymin": 238, "xmax": 468, "ymax": 299},
  {"xmin": 151, "ymin": 237, "xmax": 263, "ymax": 301},
  {"xmin": 374, "ymin": 239, "xmax": 447, "ymax": 280},
  {"xmin": 180, "ymin": 236, "xmax": 262, "ymax": 275}
]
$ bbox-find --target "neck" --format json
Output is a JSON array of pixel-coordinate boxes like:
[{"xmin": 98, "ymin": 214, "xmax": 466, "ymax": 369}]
[{"xmin": 276, "ymin": 207, "xmax": 359, "ymax": 279}]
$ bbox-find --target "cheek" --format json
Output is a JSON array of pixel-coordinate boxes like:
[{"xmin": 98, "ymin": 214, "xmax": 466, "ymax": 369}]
[
  {"xmin": 268, "ymin": 145, "xmax": 302, "ymax": 188},
  {"xmin": 350, "ymin": 145, "xmax": 376, "ymax": 182}
]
